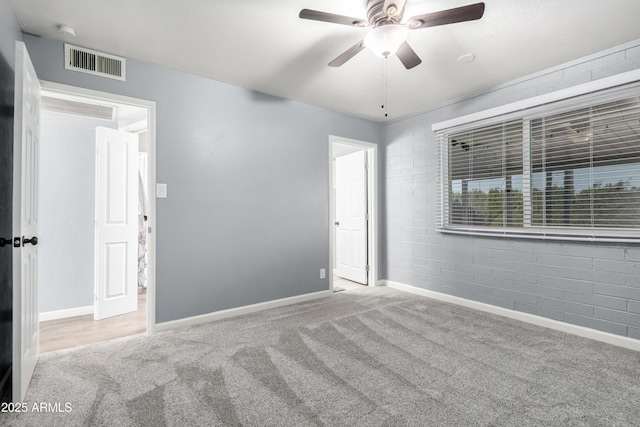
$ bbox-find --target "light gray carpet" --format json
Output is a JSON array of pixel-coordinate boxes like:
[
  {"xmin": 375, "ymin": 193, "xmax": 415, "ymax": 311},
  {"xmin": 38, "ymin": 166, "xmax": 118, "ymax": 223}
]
[{"xmin": 5, "ymin": 286, "xmax": 640, "ymax": 426}]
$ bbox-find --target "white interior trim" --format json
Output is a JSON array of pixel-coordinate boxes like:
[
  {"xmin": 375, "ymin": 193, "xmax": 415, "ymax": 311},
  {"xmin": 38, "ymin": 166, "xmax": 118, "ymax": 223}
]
[
  {"xmin": 439, "ymin": 228, "xmax": 640, "ymax": 243},
  {"xmin": 39, "ymin": 80, "xmax": 157, "ymax": 333},
  {"xmin": 155, "ymin": 290, "xmax": 332, "ymax": 332},
  {"xmin": 328, "ymin": 135, "xmax": 379, "ymax": 292},
  {"xmin": 432, "ymin": 68, "xmax": 640, "ymax": 131},
  {"xmin": 39, "ymin": 305, "xmax": 93, "ymax": 322},
  {"xmin": 382, "ymin": 280, "xmax": 640, "ymax": 352}
]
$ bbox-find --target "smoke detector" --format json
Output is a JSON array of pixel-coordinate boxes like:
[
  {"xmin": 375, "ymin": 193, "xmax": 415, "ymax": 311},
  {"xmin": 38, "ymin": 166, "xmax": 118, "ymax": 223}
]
[{"xmin": 57, "ymin": 25, "xmax": 76, "ymax": 37}]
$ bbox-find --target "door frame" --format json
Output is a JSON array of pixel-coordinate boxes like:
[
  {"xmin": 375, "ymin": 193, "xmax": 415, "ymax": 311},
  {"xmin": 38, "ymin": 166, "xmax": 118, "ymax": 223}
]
[
  {"xmin": 39, "ymin": 80, "xmax": 157, "ymax": 333},
  {"xmin": 329, "ymin": 135, "xmax": 378, "ymax": 291}
]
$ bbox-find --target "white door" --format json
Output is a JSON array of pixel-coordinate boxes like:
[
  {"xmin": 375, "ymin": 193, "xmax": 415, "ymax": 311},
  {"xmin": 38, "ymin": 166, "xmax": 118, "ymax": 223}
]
[
  {"xmin": 94, "ymin": 127, "xmax": 138, "ymax": 320},
  {"xmin": 335, "ymin": 150, "xmax": 367, "ymax": 284},
  {"xmin": 12, "ymin": 41, "xmax": 40, "ymax": 402}
]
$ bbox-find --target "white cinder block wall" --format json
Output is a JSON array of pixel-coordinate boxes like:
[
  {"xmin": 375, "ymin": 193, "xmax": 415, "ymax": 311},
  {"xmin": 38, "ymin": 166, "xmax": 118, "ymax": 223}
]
[{"xmin": 381, "ymin": 40, "xmax": 640, "ymax": 339}]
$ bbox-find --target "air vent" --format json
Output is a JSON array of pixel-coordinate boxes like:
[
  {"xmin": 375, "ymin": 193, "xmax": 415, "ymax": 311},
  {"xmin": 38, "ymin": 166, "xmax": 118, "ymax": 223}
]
[
  {"xmin": 41, "ymin": 96, "xmax": 116, "ymax": 121},
  {"xmin": 64, "ymin": 44, "xmax": 126, "ymax": 81}
]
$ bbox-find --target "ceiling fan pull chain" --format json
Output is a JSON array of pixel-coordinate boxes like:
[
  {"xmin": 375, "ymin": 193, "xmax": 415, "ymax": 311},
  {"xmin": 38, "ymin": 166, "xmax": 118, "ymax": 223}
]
[
  {"xmin": 380, "ymin": 58, "xmax": 384, "ymax": 112},
  {"xmin": 382, "ymin": 57, "xmax": 388, "ymax": 118}
]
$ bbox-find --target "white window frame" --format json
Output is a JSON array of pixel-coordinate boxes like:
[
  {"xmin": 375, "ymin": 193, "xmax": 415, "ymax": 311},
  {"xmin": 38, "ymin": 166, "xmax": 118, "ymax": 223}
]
[{"xmin": 434, "ymin": 69, "xmax": 640, "ymax": 243}]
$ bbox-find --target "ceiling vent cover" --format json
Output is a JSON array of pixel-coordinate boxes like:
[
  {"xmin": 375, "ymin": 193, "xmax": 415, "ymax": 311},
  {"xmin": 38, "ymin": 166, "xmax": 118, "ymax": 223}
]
[{"xmin": 64, "ymin": 44, "xmax": 126, "ymax": 81}]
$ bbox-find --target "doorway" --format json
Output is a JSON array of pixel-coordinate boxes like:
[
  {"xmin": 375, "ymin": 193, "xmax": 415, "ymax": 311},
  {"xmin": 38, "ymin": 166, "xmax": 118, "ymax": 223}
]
[
  {"xmin": 37, "ymin": 82, "xmax": 156, "ymax": 351},
  {"xmin": 329, "ymin": 135, "xmax": 378, "ymax": 292}
]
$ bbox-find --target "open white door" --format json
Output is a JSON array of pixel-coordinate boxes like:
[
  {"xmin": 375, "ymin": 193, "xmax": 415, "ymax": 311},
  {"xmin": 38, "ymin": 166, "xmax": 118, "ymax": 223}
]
[
  {"xmin": 335, "ymin": 150, "xmax": 367, "ymax": 284},
  {"xmin": 12, "ymin": 41, "xmax": 40, "ymax": 402},
  {"xmin": 94, "ymin": 127, "xmax": 138, "ymax": 320}
]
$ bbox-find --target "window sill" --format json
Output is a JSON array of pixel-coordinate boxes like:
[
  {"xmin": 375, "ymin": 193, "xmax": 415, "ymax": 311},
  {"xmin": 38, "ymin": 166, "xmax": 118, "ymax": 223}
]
[{"xmin": 438, "ymin": 226, "xmax": 640, "ymax": 244}]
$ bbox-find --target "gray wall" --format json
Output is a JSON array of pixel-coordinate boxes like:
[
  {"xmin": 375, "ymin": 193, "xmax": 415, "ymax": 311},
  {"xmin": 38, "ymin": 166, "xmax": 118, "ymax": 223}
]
[
  {"xmin": 381, "ymin": 40, "xmax": 640, "ymax": 339},
  {"xmin": 39, "ymin": 112, "xmax": 117, "ymax": 313},
  {"xmin": 23, "ymin": 35, "xmax": 381, "ymax": 323}
]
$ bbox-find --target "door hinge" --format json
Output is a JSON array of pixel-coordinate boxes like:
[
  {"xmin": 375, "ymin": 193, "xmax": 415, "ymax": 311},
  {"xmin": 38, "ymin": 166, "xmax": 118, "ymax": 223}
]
[
  {"xmin": 366, "ymin": 265, "xmax": 370, "ymax": 272},
  {"xmin": 365, "ymin": 213, "xmax": 369, "ymax": 221}
]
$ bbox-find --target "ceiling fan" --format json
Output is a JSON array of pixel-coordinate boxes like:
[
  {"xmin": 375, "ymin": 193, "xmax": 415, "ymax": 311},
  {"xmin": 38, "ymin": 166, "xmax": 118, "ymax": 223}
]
[{"xmin": 299, "ymin": 0, "xmax": 485, "ymax": 69}]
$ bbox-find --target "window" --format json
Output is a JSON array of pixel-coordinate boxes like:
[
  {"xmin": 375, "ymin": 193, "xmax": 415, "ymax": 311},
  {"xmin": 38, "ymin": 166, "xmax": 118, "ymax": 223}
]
[
  {"xmin": 448, "ymin": 121, "xmax": 523, "ymax": 228},
  {"xmin": 437, "ymin": 81, "xmax": 640, "ymax": 242}
]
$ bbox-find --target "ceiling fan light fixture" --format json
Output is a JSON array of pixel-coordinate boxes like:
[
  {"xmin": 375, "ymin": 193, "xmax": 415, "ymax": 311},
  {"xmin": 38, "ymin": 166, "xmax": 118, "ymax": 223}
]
[{"xmin": 364, "ymin": 24, "xmax": 408, "ymax": 58}]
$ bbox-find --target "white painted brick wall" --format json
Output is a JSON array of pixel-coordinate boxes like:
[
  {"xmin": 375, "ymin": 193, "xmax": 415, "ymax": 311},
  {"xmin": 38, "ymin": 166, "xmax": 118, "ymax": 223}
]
[{"xmin": 381, "ymin": 40, "xmax": 640, "ymax": 339}]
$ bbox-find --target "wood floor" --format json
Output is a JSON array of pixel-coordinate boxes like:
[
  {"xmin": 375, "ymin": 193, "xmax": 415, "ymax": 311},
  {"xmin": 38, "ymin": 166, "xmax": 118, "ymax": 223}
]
[
  {"xmin": 39, "ymin": 289, "xmax": 147, "ymax": 353},
  {"xmin": 333, "ymin": 276, "xmax": 367, "ymax": 291}
]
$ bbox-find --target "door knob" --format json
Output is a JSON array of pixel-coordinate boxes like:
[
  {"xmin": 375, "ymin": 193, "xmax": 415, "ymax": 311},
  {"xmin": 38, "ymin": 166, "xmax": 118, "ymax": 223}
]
[
  {"xmin": 0, "ymin": 238, "xmax": 11, "ymax": 247},
  {"xmin": 22, "ymin": 236, "xmax": 38, "ymax": 246},
  {"xmin": 334, "ymin": 221, "xmax": 340, "ymax": 226}
]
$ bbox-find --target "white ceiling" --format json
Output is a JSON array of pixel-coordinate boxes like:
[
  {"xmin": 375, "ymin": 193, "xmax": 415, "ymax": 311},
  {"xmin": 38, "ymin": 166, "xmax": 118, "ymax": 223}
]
[{"xmin": 11, "ymin": 0, "xmax": 640, "ymax": 122}]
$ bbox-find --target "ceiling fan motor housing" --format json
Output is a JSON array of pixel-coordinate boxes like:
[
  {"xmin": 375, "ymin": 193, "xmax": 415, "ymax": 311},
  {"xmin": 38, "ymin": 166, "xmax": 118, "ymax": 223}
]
[{"xmin": 366, "ymin": 0, "xmax": 404, "ymax": 26}]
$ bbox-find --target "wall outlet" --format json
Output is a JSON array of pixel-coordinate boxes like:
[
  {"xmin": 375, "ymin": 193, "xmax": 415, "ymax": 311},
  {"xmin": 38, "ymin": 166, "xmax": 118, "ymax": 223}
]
[
  {"xmin": 320, "ymin": 268, "xmax": 326, "ymax": 279},
  {"xmin": 156, "ymin": 183, "xmax": 167, "ymax": 198}
]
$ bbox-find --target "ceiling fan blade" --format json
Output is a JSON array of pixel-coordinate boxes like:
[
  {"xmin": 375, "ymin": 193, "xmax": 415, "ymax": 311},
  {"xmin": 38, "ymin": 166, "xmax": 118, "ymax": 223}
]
[
  {"xmin": 299, "ymin": 9, "xmax": 367, "ymax": 27},
  {"xmin": 396, "ymin": 41, "xmax": 422, "ymax": 69},
  {"xmin": 328, "ymin": 40, "xmax": 366, "ymax": 67},
  {"xmin": 407, "ymin": 2, "xmax": 485, "ymax": 30},
  {"xmin": 383, "ymin": 0, "xmax": 407, "ymax": 19}
]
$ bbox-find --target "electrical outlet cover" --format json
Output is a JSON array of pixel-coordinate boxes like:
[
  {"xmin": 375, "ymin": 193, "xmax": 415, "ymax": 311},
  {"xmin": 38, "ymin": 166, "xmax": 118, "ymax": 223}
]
[{"xmin": 156, "ymin": 183, "xmax": 167, "ymax": 198}]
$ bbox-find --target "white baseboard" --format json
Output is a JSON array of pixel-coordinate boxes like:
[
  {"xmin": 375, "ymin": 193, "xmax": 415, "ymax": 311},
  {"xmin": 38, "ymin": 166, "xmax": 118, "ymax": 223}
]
[
  {"xmin": 154, "ymin": 290, "xmax": 333, "ymax": 332},
  {"xmin": 39, "ymin": 305, "xmax": 94, "ymax": 322},
  {"xmin": 381, "ymin": 280, "xmax": 640, "ymax": 352}
]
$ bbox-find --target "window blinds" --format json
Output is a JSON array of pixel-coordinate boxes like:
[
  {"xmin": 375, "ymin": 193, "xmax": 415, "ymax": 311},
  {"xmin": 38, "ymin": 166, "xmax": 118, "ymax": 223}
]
[
  {"xmin": 447, "ymin": 121, "xmax": 523, "ymax": 228},
  {"xmin": 530, "ymin": 97, "xmax": 640, "ymax": 230},
  {"xmin": 437, "ymin": 82, "xmax": 640, "ymax": 241}
]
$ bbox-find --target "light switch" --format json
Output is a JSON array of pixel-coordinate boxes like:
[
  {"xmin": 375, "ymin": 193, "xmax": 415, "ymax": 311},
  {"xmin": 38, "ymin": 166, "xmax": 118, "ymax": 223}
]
[{"xmin": 156, "ymin": 183, "xmax": 167, "ymax": 198}]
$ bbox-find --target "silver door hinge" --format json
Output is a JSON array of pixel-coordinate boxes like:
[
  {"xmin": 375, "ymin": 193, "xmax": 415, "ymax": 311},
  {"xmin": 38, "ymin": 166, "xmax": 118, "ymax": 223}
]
[
  {"xmin": 365, "ymin": 213, "xmax": 369, "ymax": 221},
  {"xmin": 366, "ymin": 265, "xmax": 370, "ymax": 272}
]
